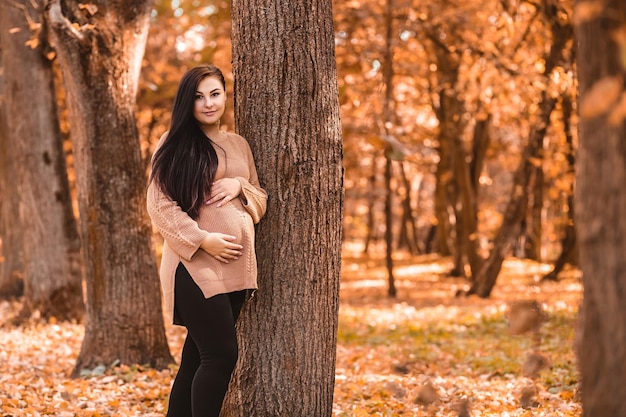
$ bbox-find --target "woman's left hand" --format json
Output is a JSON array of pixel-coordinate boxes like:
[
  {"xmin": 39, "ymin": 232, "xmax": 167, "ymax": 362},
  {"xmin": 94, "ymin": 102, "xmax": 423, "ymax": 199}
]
[{"xmin": 206, "ymin": 178, "xmax": 242, "ymax": 207}]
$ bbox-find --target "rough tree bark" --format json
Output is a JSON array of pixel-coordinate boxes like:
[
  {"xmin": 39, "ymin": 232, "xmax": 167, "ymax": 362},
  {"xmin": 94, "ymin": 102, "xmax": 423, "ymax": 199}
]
[
  {"xmin": 0, "ymin": 25, "xmax": 25, "ymax": 299},
  {"xmin": 0, "ymin": 0, "xmax": 83, "ymax": 320},
  {"xmin": 46, "ymin": 0, "xmax": 173, "ymax": 374},
  {"xmin": 225, "ymin": 0, "xmax": 343, "ymax": 415},
  {"xmin": 574, "ymin": 0, "xmax": 626, "ymax": 415}
]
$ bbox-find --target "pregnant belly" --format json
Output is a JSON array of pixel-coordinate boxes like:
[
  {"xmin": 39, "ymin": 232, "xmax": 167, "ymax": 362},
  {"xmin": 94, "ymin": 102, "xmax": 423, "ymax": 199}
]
[{"xmin": 196, "ymin": 200, "xmax": 253, "ymax": 242}]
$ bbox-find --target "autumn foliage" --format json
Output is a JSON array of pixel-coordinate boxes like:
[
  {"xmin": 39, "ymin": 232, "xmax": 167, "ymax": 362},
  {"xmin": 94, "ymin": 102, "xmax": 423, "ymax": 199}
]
[
  {"xmin": 0, "ymin": 255, "xmax": 581, "ymax": 416},
  {"xmin": 3, "ymin": 0, "xmax": 615, "ymax": 414}
]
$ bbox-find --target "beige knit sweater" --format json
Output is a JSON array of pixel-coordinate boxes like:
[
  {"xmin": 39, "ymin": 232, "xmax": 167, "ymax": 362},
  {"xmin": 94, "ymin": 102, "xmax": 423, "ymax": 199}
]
[{"xmin": 147, "ymin": 132, "xmax": 267, "ymax": 324}]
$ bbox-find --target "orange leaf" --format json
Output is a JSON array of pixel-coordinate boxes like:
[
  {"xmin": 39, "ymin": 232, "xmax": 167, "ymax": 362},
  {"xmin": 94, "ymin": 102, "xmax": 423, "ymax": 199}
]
[{"xmin": 78, "ymin": 3, "xmax": 99, "ymax": 16}]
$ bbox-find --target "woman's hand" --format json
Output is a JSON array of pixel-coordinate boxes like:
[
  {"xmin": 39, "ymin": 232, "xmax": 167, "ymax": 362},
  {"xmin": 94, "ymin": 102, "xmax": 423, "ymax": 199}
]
[
  {"xmin": 200, "ymin": 233, "xmax": 243, "ymax": 263},
  {"xmin": 206, "ymin": 178, "xmax": 242, "ymax": 207}
]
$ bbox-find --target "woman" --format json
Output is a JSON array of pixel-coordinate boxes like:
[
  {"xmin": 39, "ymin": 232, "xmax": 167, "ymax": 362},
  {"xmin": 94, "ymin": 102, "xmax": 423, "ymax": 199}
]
[{"xmin": 147, "ymin": 64, "xmax": 267, "ymax": 417}]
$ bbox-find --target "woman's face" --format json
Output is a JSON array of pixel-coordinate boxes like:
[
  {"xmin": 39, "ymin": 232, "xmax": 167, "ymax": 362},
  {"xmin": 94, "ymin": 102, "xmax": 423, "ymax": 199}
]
[{"xmin": 193, "ymin": 76, "xmax": 226, "ymax": 128}]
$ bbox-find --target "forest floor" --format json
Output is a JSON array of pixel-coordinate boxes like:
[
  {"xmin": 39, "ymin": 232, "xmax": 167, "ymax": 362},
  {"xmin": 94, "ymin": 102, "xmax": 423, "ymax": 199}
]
[
  {"xmin": 333, "ymin": 251, "xmax": 581, "ymax": 416},
  {"xmin": 0, "ymin": 252, "xmax": 582, "ymax": 417}
]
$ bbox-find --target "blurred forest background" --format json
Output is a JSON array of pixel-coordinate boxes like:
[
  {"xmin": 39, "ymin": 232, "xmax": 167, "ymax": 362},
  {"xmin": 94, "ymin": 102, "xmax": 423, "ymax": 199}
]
[
  {"xmin": 143, "ymin": 0, "xmax": 578, "ymax": 296},
  {"xmin": 1, "ymin": 0, "xmax": 580, "ymax": 300},
  {"xmin": 138, "ymin": 0, "xmax": 578, "ymax": 287},
  {"xmin": 3, "ymin": 0, "xmax": 626, "ymax": 415}
]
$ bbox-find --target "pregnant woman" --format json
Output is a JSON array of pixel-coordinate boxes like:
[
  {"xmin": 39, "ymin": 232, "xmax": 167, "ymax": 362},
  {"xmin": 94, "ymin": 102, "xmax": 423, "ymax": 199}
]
[{"xmin": 147, "ymin": 64, "xmax": 267, "ymax": 417}]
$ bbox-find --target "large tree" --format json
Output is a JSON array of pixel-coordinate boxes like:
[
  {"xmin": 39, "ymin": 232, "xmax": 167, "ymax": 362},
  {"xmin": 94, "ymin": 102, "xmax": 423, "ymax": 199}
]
[
  {"xmin": 0, "ymin": 23, "xmax": 24, "ymax": 299},
  {"xmin": 45, "ymin": 0, "xmax": 173, "ymax": 374},
  {"xmin": 224, "ymin": 0, "xmax": 344, "ymax": 415},
  {"xmin": 574, "ymin": 0, "xmax": 626, "ymax": 414},
  {"xmin": 0, "ymin": 0, "xmax": 83, "ymax": 320}
]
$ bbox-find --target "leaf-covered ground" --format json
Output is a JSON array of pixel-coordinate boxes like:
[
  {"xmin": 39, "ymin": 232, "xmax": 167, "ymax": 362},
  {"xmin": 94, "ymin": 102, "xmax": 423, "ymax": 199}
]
[
  {"xmin": 334, "ymin": 254, "xmax": 581, "ymax": 416},
  {"xmin": 0, "ymin": 255, "xmax": 582, "ymax": 416}
]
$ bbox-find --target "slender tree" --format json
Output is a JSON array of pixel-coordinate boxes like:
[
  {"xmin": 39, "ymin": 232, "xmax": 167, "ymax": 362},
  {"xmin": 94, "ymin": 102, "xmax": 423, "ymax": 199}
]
[
  {"xmin": 0, "ymin": 0, "xmax": 83, "ymax": 320},
  {"xmin": 397, "ymin": 162, "xmax": 420, "ymax": 255},
  {"xmin": 362, "ymin": 152, "xmax": 379, "ymax": 254},
  {"xmin": 575, "ymin": 0, "xmax": 626, "ymax": 414},
  {"xmin": 225, "ymin": 0, "xmax": 343, "ymax": 415},
  {"xmin": 543, "ymin": 95, "xmax": 577, "ymax": 281},
  {"xmin": 382, "ymin": 0, "xmax": 397, "ymax": 297},
  {"xmin": 46, "ymin": 0, "xmax": 173, "ymax": 373}
]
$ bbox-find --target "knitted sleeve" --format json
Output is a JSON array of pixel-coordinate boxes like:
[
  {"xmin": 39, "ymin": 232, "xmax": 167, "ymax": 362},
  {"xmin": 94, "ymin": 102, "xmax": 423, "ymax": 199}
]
[
  {"xmin": 146, "ymin": 181, "xmax": 209, "ymax": 261},
  {"xmin": 234, "ymin": 136, "xmax": 268, "ymax": 224}
]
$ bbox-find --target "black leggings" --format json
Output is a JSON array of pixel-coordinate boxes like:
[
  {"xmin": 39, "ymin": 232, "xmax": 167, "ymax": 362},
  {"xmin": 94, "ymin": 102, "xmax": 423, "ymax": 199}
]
[{"xmin": 167, "ymin": 263, "xmax": 246, "ymax": 417}]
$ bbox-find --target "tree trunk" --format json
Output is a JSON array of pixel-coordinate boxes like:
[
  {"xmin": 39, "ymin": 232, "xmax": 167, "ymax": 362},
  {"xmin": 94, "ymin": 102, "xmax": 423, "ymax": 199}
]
[
  {"xmin": 524, "ymin": 154, "xmax": 544, "ymax": 260},
  {"xmin": 467, "ymin": 94, "xmax": 556, "ymax": 297},
  {"xmin": 542, "ymin": 213, "xmax": 576, "ymax": 281},
  {"xmin": 543, "ymin": 95, "xmax": 577, "ymax": 281},
  {"xmin": 0, "ymin": 25, "xmax": 24, "ymax": 299},
  {"xmin": 1, "ymin": 0, "xmax": 83, "ymax": 320},
  {"xmin": 397, "ymin": 161, "xmax": 420, "ymax": 255},
  {"xmin": 430, "ymin": 40, "xmax": 467, "ymax": 277},
  {"xmin": 575, "ymin": 0, "xmax": 626, "ymax": 414},
  {"xmin": 450, "ymin": 113, "xmax": 491, "ymax": 279},
  {"xmin": 382, "ymin": 0, "xmax": 396, "ymax": 297},
  {"xmin": 465, "ymin": 114, "xmax": 491, "ymax": 276},
  {"xmin": 363, "ymin": 153, "xmax": 378, "ymax": 254},
  {"xmin": 384, "ymin": 157, "xmax": 396, "ymax": 297},
  {"xmin": 46, "ymin": 0, "xmax": 173, "ymax": 374},
  {"xmin": 226, "ymin": 0, "xmax": 343, "ymax": 415},
  {"xmin": 433, "ymin": 159, "xmax": 453, "ymax": 256},
  {"xmin": 466, "ymin": 0, "xmax": 572, "ymax": 297}
]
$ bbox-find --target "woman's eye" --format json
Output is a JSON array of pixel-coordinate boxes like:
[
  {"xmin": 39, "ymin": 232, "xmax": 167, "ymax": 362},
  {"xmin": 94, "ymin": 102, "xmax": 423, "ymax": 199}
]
[{"xmin": 195, "ymin": 95, "xmax": 203, "ymax": 100}]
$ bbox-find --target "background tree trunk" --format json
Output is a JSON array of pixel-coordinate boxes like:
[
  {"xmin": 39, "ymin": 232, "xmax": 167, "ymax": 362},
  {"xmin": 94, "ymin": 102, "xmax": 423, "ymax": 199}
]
[
  {"xmin": 1, "ymin": 0, "xmax": 83, "ymax": 321},
  {"xmin": 0, "ymin": 27, "xmax": 24, "ymax": 299},
  {"xmin": 397, "ymin": 162, "xmax": 420, "ymax": 255},
  {"xmin": 382, "ymin": 0, "xmax": 396, "ymax": 297},
  {"xmin": 524, "ymin": 151, "xmax": 544, "ymax": 260},
  {"xmin": 427, "ymin": 33, "xmax": 472, "ymax": 277},
  {"xmin": 384, "ymin": 157, "xmax": 396, "ymax": 297},
  {"xmin": 362, "ymin": 153, "xmax": 378, "ymax": 254},
  {"xmin": 467, "ymin": 94, "xmax": 555, "ymax": 297},
  {"xmin": 464, "ymin": 114, "xmax": 491, "ymax": 276},
  {"xmin": 433, "ymin": 158, "xmax": 453, "ymax": 256},
  {"xmin": 225, "ymin": 0, "xmax": 343, "ymax": 415},
  {"xmin": 543, "ymin": 95, "xmax": 577, "ymax": 281},
  {"xmin": 575, "ymin": 0, "xmax": 626, "ymax": 414},
  {"xmin": 46, "ymin": 0, "xmax": 173, "ymax": 374},
  {"xmin": 467, "ymin": 0, "xmax": 571, "ymax": 297}
]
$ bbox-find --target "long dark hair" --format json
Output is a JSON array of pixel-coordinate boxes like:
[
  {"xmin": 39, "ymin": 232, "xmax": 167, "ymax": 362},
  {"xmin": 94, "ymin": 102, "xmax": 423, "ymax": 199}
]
[{"xmin": 150, "ymin": 65, "xmax": 226, "ymax": 219}]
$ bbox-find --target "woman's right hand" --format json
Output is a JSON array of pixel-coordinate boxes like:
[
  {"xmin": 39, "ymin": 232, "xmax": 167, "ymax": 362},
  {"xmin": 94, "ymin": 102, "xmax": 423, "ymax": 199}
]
[{"xmin": 200, "ymin": 233, "xmax": 243, "ymax": 263}]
